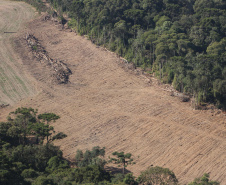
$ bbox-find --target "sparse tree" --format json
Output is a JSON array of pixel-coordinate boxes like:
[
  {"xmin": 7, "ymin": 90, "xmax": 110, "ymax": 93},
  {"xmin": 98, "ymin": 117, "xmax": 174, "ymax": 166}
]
[{"xmin": 110, "ymin": 151, "xmax": 135, "ymax": 174}]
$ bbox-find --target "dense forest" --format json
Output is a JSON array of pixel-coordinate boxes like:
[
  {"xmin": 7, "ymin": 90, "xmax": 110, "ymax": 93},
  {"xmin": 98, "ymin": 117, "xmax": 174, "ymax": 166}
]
[
  {"xmin": 41, "ymin": 0, "xmax": 225, "ymax": 109},
  {"xmin": 0, "ymin": 107, "xmax": 220, "ymax": 184}
]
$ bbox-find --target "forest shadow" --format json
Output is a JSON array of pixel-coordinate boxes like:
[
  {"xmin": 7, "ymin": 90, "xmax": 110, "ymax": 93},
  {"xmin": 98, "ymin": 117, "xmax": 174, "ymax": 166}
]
[{"xmin": 105, "ymin": 166, "xmax": 132, "ymax": 175}]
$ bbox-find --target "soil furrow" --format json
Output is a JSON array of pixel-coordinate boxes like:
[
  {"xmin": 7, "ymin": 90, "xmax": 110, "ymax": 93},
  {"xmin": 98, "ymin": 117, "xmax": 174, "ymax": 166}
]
[{"xmin": 0, "ymin": 4, "xmax": 225, "ymax": 184}]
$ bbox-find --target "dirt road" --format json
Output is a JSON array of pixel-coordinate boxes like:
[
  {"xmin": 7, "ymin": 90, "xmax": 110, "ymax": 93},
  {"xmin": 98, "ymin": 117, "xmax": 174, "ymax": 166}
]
[
  {"xmin": 0, "ymin": 2, "xmax": 225, "ymax": 184},
  {"xmin": 0, "ymin": 0, "xmax": 36, "ymax": 105}
]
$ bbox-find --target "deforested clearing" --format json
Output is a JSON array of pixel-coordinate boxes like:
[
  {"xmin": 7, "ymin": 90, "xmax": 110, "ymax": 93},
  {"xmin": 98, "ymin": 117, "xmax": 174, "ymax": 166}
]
[
  {"xmin": 0, "ymin": 1, "xmax": 225, "ymax": 184},
  {"xmin": 0, "ymin": 0, "xmax": 36, "ymax": 105}
]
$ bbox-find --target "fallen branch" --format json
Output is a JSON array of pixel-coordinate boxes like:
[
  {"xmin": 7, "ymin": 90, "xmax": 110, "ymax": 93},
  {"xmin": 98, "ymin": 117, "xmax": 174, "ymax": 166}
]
[{"xmin": 25, "ymin": 33, "xmax": 72, "ymax": 84}]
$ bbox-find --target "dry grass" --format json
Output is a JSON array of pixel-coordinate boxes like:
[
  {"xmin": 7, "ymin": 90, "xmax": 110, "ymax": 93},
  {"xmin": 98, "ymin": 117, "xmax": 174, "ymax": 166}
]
[{"xmin": 0, "ymin": 0, "xmax": 36, "ymax": 105}]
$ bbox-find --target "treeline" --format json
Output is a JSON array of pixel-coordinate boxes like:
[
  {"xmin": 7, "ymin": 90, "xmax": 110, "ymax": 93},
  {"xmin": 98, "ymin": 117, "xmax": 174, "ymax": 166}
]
[
  {"xmin": 0, "ymin": 107, "xmax": 220, "ymax": 184},
  {"xmin": 46, "ymin": 0, "xmax": 226, "ymax": 109}
]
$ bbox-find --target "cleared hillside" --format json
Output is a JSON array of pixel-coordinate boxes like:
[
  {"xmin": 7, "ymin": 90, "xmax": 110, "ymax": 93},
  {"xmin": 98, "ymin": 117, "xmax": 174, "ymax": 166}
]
[
  {"xmin": 0, "ymin": 3, "xmax": 225, "ymax": 184},
  {"xmin": 0, "ymin": 0, "xmax": 36, "ymax": 105}
]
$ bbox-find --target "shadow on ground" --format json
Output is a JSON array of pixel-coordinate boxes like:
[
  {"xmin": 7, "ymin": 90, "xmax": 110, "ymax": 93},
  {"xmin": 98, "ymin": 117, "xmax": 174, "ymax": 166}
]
[{"xmin": 105, "ymin": 166, "xmax": 132, "ymax": 175}]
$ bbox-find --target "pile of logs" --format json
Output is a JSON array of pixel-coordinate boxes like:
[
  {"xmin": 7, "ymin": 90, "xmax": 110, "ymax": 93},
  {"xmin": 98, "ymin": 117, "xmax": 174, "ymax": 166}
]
[
  {"xmin": 0, "ymin": 104, "xmax": 9, "ymax": 109},
  {"xmin": 25, "ymin": 34, "xmax": 71, "ymax": 84}
]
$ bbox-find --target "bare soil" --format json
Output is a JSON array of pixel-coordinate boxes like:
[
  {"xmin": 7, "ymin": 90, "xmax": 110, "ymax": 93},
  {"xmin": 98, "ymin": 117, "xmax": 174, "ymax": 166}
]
[
  {"xmin": 0, "ymin": 0, "xmax": 36, "ymax": 105},
  {"xmin": 0, "ymin": 2, "xmax": 225, "ymax": 184}
]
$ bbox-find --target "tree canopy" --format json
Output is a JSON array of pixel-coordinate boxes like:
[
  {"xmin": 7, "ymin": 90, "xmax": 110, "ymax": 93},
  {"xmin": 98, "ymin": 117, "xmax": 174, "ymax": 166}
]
[
  {"xmin": 46, "ymin": 0, "xmax": 226, "ymax": 109},
  {"xmin": 0, "ymin": 107, "xmax": 221, "ymax": 184}
]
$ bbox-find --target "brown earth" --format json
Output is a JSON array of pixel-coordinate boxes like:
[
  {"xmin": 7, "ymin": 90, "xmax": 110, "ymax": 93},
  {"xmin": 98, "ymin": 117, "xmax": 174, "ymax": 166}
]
[
  {"xmin": 0, "ymin": 0, "xmax": 36, "ymax": 105},
  {"xmin": 0, "ymin": 1, "xmax": 226, "ymax": 184}
]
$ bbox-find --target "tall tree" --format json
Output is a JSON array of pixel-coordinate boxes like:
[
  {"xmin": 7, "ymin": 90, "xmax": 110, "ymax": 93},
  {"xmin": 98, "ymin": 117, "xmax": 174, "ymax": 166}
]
[{"xmin": 110, "ymin": 151, "xmax": 134, "ymax": 174}]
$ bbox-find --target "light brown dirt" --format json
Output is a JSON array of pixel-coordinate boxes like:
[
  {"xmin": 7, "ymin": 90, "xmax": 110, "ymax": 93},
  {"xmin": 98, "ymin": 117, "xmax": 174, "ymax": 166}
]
[
  {"xmin": 0, "ymin": 0, "xmax": 36, "ymax": 105},
  {"xmin": 0, "ymin": 2, "xmax": 225, "ymax": 184}
]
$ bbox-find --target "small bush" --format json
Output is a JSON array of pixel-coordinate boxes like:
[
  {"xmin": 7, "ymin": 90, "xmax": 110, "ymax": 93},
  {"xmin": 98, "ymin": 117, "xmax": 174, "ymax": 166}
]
[
  {"xmin": 32, "ymin": 45, "xmax": 37, "ymax": 51},
  {"xmin": 188, "ymin": 173, "xmax": 220, "ymax": 185},
  {"xmin": 52, "ymin": 132, "xmax": 67, "ymax": 140}
]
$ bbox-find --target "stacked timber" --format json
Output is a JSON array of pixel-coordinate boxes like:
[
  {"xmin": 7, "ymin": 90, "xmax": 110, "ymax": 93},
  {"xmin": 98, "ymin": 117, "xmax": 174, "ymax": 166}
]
[{"xmin": 25, "ymin": 34, "xmax": 71, "ymax": 84}]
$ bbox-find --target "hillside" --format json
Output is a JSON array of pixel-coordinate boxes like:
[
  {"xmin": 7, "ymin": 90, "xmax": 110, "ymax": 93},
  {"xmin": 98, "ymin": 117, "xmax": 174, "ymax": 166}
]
[
  {"xmin": 0, "ymin": 0, "xmax": 36, "ymax": 105},
  {"xmin": 48, "ymin": 0, "xmax": 226, "ymax": 109},
  {"xmin": 0, "ymin": 1, "xmax": 226, "ymax": 184}
]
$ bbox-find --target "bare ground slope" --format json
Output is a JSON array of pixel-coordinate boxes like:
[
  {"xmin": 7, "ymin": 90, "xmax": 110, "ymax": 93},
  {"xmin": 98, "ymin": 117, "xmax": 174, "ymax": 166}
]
[
  {"xmin": 0, "ymin": 0, "xmax": 36, "ymax": 105},
  {"xmin": 0, "ymin": 9, "xmax": 225, "ymax": 184}
]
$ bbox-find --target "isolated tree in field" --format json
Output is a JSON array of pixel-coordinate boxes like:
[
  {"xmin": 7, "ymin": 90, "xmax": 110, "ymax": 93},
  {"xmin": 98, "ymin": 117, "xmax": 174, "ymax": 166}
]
[{"xmin": 109, "ymin": 151, "xmax": 134, "ymax": 174}]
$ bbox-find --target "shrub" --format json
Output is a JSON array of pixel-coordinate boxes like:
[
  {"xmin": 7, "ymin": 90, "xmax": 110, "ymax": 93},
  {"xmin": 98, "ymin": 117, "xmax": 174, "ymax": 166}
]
[
  {"xmin": 137, "ymin": 166, "xmax": 178, "ymax": 185},
  {"xmin": 188, "ymin": 173, "xmax": 220, "ymax": 185}
]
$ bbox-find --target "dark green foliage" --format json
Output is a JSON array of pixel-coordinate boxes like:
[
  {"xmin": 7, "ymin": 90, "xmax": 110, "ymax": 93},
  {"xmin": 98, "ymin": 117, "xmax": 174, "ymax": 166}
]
[
  {"xmin": 123, "ymin": 173, "xmax": 137, "ymax": 185},
  {"xmin": 46, "ymin": 165, "xmax": 111, "ymax": 184},
  {"xmin": 32, "ymin": 122, "xmax": 54, "ymax": 143},
  {"xmin": 137, "ymin": 166, "xmax": 178, "ymax": 185},
  {"xmin": 44, "ymin": 0, "xmax": 226, "ymax": 109},
  {"xmin": 21, "ymin": 168, "xmax": 39, "ymax": 178},
  {"xmin": 110, "ymin": 151, "xmax": 135, "ymax": 174},
  {"xmin": 111, "ymin": 173, "xmax": 125, "ymax": 184},
  {"xmin": 46, "ymin": 156, "xmax": 69, "ymax": 173},
  {"xmin": 6, "ymin": 107, "xmax": 38, "ymax": 145},
  {"xmin": 68, "ymin": 165, "xmax": 111, "ymax": 184},
  {"xmin": 75, "ymin": 146, "xmax": 106, "ymax": 168},
  {"xmin": 0, "ymin": 151, "xmax": 28, "ymax": 185},
  {"xmin": 5, "ymin": 144, "xmax": 62, "ymax": 172},
  {"xmin": 52, "ymin": 132, "xmax": 67, "ymax": 141},
  {"xmin": 0, "ymin": 107, "xmax": 222, "ymax": 184},
  {"xmin": 1, "ymin": 107, "xmax": 65, "ymax": 145},
  {"xmin": 0, "ymin": 108, "xmax": 115, "ymax": 185},
  {"xmin": 32, "ymin": 175, "xmax": 56, "ymax": 185},
  {"xmin": 188, "ymin": 173, "xmax": 220, "ymax": 185},
  {"xmin": 0, "ymin": 108, "xmax": 67, "ymax": 184},
  {"xmin": 38, "ymin": 113, "xmax": 60, "ymax": 123}
]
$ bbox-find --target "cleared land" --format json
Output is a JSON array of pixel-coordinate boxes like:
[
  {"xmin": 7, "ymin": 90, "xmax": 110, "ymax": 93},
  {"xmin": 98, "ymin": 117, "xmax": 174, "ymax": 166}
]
[
  {"xmin": 0, "ymin": 1, "xmax": 225, "ymax": 184},
  {"xmin": 0, "ymin": 0, "xmax": 36, "ymax": 105}
]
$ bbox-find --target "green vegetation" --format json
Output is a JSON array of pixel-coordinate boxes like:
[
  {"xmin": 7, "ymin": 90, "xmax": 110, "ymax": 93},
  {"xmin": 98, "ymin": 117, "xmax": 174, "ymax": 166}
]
[
  {"xmin": 0, "ymin": 107, "xmax": 221, "ymax": 184},
  {"xmin": 137, "ymin": 166, "xmax": 178, "ymax": 185},
  {"xmin": 32, "ymin": 45, "xmax": 37, "ymax": 51},
  {"xmin": 109, "ymin": 152, "xmax": 135, "ymax": 174},
  {"xmin": 188, "ymin": 173, "xmax": 220, "ymax": 185},
  {"xmin": 0, "ymin": 107, "xmax": 112, "ymax": 185},
  {"xmin": 0, "ymin": 107, "xmax": 67, "ymax": 184},
  {"xmin": 75, "ymin": 146, "xmax": 106, "ymax": 168},
  {"xmin": 45, "ymin": 0, "xmax": 226, "ymax": 109}
]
